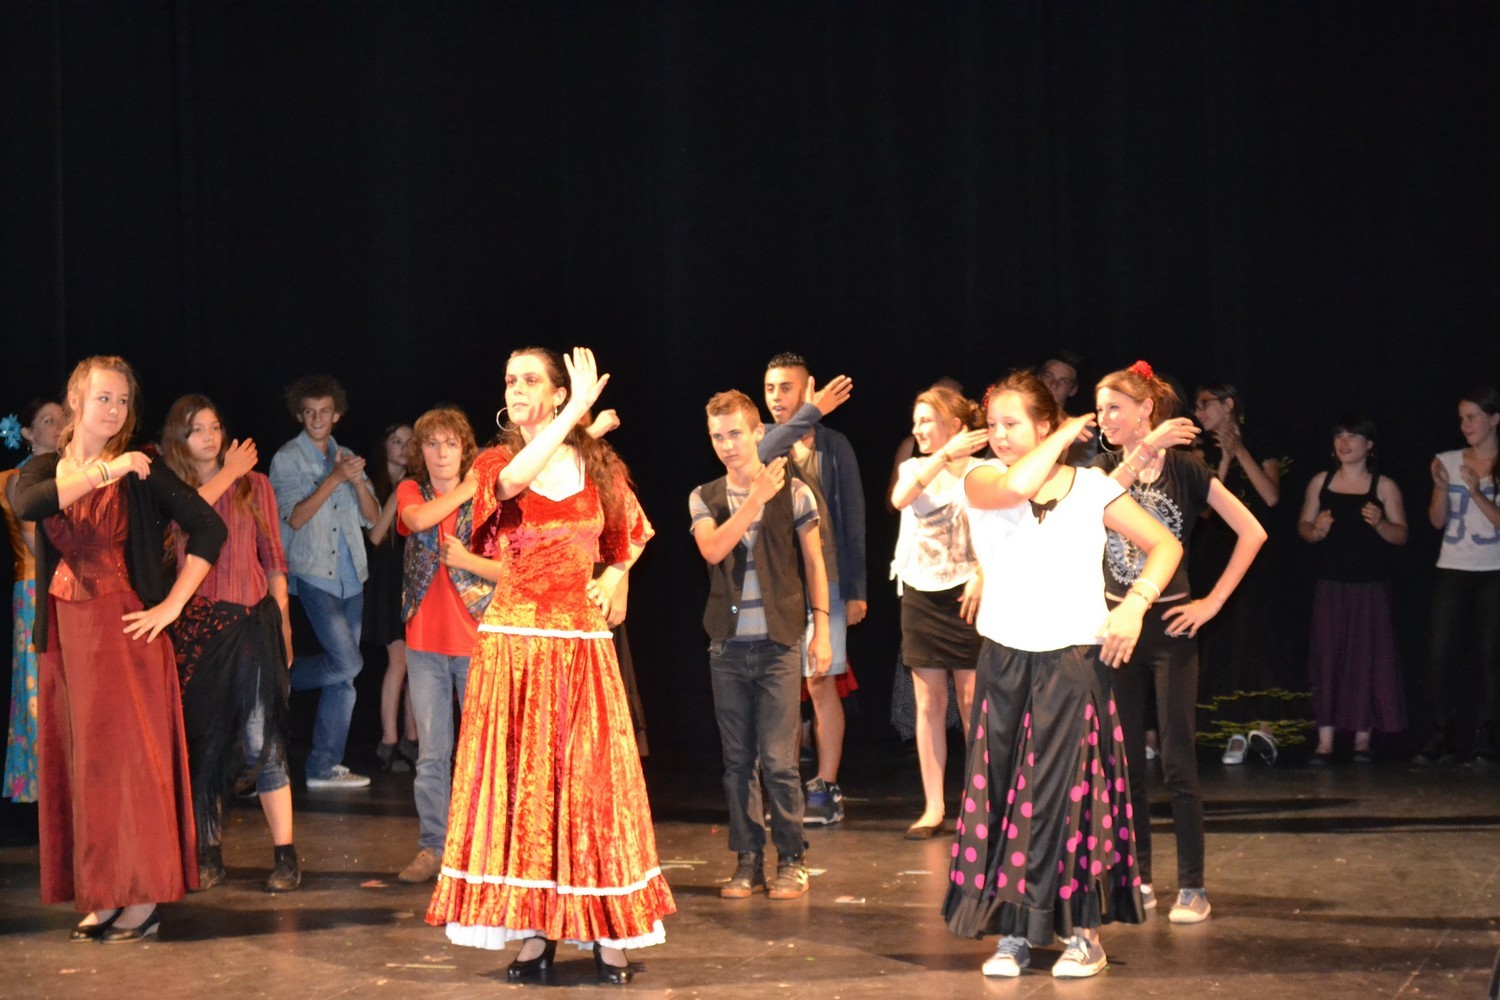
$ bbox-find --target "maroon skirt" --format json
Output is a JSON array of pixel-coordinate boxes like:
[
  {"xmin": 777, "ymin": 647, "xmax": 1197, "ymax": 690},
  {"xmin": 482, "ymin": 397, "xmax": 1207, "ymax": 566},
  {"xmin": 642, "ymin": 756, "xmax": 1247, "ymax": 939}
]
[
  {"xmin": 38, "ymin": 592, "xmax": 198, "ymax": 912},
  {"xmin": 1307, "ymin": 580, "xmax": 1406, "ymax": 733}
]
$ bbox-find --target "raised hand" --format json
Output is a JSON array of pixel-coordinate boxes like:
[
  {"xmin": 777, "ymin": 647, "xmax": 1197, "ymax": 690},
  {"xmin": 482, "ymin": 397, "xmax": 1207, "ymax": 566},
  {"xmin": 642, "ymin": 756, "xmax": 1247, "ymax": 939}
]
[
  {"xmin": 749, "ymin": 456, "xmax": 787, "ymax": 506},
  {"xmin": 562, "ymin": 347, "xmax": 611, "ymax": 415},
  {"xmin": 1144, "ymin": 417, "xmax": 1200, "ymax": 451},
  {"xmin": 943, "ymin": 428, "xmax": 990, "ymax": 460},
  {"xmin": 106, "ymin": 450, "xmax": 152, "ymax": 482},
  {"xmin": 222, "ymin": 438, "xmax": 258, "ymax": 480},
  {"xmin": 809, "ymin": 374, "xmax": 854, "ymax": 417},
  {"xmin": 1060, "ymin": 412, "xmax": 1097, "ymax": 444},
  {"xmin": 586, "ymin": 409, "xmax": 621, "ymax": 439},
  {"xmin": 1459, "ymin": 463, "xmax": 1481, "ymax": 494},
  {"xmin": 1430, "ymin": 456, "xmax": 1449, "ymax": 487},
  {"xmin": 333, "ymin": 451, "xmax": 367, "ymax": 483}
]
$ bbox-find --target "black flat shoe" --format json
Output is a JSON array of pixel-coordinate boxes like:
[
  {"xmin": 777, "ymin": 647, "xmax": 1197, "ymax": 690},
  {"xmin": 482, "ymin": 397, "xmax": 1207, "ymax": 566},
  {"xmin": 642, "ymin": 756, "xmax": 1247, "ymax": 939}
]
[
  {"xmin": 904, "ymin": 821, "xmax": 943, "ymax": 840},
  {"xmin": 594, "ymin": 942, "xmax": 633, "ymax": 985},
  {"xmin": 1308, "ymin": 751, "xmax": 1333, "ymax": 767},
  {"xmin": 507, "ymin": 938, "xmax": 557, "ymax": 980},
  {"xmin": 70, "ymin": 909, "xmax": 122, "ymax": 942},
  {"xmin": 100, "ymin": 907, "xmax": 160, "ymax": 944}
]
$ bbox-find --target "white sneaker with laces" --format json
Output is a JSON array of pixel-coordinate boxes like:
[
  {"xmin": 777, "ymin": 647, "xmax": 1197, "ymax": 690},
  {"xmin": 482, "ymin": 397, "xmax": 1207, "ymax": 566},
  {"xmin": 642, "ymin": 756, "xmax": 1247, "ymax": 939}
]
[
  {"xmin": 1051, "ymin": 934, "xmax": 1107, "ymax": 978},
  {"xmin": 981, "ymin": 936, "xmax": 1031, "ymax": 978},
  {"xmin": 1168, "ymin": 888, "xmax": 1212, "ymax": 924},
  {"xmin": 1221, "ymin": 734, "xmax": 1248, "ymax": 765},
  {"xmin": 306, "ymin": 764, "xmax": 371, "ymax": 789},
  {"xmin": 1140, "ymin": 883, "xmax": 1157, "ymax": 910}
]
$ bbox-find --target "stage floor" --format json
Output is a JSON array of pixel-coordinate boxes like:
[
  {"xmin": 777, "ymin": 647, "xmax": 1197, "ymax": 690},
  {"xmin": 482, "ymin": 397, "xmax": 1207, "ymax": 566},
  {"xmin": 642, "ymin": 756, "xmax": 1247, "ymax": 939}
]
[{"xmin": 2, "ymin": 746, "xmax": 1497, "ymax": 998}]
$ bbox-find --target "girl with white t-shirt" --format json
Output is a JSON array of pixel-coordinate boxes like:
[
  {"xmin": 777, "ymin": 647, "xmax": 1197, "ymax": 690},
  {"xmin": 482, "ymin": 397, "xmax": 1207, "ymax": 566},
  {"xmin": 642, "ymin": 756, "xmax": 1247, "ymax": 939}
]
[
  {"xmin": 890, "ymin": 386, "xmax": 989, "ymax": 839},
  {"xmin": 1417, "ymin": 387, "xmax": 1500, "ymax": 764},
  {"xmin": 941, "ymin": 371, "xmax": 1180, "ymax": 981}
]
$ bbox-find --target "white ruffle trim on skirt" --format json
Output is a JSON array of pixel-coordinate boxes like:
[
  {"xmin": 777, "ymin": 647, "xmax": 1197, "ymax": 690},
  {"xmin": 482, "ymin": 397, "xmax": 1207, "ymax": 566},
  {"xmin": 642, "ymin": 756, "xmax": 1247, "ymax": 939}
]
[{"xmin": 445, "ymin": 919, "xmax": 666, "ymax": 951}]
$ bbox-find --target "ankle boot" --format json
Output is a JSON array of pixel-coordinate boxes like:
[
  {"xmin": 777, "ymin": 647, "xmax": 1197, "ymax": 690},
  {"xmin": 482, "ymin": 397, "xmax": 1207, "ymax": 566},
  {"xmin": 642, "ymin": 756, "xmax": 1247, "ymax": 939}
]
[
  {"xmin": 266, "ymin": 843, "xmax": 301, "ymax": 893},
  {"xmin": 196, "ymin": 844, "xmax": 227, "ymax": 890}
]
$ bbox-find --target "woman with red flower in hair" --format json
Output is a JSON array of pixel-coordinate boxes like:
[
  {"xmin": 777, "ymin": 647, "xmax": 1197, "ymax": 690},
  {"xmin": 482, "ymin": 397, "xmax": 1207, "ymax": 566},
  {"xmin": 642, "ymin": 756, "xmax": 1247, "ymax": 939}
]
[{"xmin": 1093, "ymin": 360, "xmax": 1266, "ymax": 925}]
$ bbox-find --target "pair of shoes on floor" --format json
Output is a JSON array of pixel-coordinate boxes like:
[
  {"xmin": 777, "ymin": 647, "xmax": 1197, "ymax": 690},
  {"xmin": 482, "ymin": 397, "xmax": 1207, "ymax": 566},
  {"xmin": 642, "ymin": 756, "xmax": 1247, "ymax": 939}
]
[
  {"xmin": 507, "ymin": 938, "xmax": 557, "ymax": 980},
  {"xmin": 720, "ymin": 852, "xmax": 765, "ymax": 898},
  {"xmin": 1169, "ymin": 887, "xmax": 1212, "ymax": 924},
  {"xmin": 398, "ymin": 846, "xmax": 443, "ymax": 884},
  {"xmin": 982, "ymin": 935, "xmax": 1030, "ymax": 977},
  {"xmin": 1051, "ymin": 934, "xmax": 1107, "ymax": 978},
  {"xmin": 768, "ymin": 853, "xmax": 809, "ymax": 899},
  {"xmin": 99, "ymin": 906, "xmax": 161, "ymax": 944},
  {"xmin": 306, "ymin": 764, "xmax": 371, "ymax": 789},
  {"xmin": 803, "ymin": 778, "xmax": 844, "ymax": 825}
]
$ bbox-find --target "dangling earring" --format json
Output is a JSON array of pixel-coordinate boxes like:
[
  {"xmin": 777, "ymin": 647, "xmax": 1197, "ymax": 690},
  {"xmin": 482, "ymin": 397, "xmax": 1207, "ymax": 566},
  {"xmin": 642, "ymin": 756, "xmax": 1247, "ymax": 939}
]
[{"xmin": 495, "ymin": 407, "xmax": 515, "ymax": 432}]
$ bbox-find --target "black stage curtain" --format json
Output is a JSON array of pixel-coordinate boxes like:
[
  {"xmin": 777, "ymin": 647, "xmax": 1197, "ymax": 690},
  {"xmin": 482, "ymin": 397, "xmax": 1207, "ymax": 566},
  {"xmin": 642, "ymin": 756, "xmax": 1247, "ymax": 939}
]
[{"xmin": 2, "ymin": 2, "xmax": 1495, "ymax": 747}]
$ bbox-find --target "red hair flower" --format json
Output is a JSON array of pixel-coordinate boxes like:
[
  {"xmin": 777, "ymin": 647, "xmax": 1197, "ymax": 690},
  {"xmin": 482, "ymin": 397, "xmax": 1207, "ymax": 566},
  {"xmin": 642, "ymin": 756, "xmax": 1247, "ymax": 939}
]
[{"xmin": 1127, "ymin": 359, "xmax": 1155, "ymax": 380}]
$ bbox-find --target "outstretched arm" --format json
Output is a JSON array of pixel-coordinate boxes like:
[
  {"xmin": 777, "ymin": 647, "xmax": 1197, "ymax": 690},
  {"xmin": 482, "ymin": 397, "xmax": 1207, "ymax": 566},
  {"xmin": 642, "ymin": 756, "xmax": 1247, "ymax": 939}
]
[{"xmin": 965, "ymin": 414, "xmax": 1095, "ymax": 510}]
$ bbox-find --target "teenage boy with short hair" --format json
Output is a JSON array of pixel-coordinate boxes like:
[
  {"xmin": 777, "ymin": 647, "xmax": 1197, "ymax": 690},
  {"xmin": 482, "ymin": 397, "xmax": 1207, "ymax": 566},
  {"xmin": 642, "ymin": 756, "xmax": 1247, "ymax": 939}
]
[
  {"xmin": 269, "ymin": 375, "xmax": 380, "ymax": 789},
  {"xmin": 761, "ymin": 354, "xmax": 861, "ymax": 825},
  {"xmin": 692, "ymin": 390, "xmax": 832, "ymax": 899}
]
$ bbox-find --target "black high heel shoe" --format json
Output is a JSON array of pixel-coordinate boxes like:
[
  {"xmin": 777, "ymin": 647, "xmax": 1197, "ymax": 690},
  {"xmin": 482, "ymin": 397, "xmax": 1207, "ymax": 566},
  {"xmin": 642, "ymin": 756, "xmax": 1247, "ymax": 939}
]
[
  {"xmin": 507, "ymin": 938, "xmax": 557, "ymax": 980},
  {"xmin": 594, "ymin": 942, "xmax": 633, "ymax": 985},
  {"xmin": 70, "ymin": 908, "xmax": 122, "ymax": 942},
  {"xmin": 100, "ymin": 907, "xmax": 160, "ymax": 944}
]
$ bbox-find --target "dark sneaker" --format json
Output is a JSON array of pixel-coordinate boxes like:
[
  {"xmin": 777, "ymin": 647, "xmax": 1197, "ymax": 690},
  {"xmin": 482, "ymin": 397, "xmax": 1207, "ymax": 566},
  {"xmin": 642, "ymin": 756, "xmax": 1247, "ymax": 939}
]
[
  {"xmin": 768, "ymin": 854, "xmax": 809, "ymax": 899},
  {"xmin": 803, "ymin": 779, "xmax": 845, "ymax": 826},
  {"xmin": 720, "ymin": 852, "xmax": 765, "ymax": 899},
  {"xmin": 1414, "ymin": 733, "xmax": 1454, "ymax": 765}
]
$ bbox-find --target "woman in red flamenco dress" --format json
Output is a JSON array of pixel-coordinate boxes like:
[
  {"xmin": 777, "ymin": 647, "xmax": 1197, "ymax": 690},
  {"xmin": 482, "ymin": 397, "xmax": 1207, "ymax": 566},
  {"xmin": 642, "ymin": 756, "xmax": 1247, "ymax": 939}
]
[{"xmin": 426, "ymin": 347, "xmax": 673, "ymax": 985}]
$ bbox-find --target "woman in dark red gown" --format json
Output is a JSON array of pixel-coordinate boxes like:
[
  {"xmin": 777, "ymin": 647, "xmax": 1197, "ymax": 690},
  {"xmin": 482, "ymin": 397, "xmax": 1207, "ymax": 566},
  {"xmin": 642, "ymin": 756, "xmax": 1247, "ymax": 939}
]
[{"xmin": 16, "ymin": 356, "xmax": 224, "ymax": 942}]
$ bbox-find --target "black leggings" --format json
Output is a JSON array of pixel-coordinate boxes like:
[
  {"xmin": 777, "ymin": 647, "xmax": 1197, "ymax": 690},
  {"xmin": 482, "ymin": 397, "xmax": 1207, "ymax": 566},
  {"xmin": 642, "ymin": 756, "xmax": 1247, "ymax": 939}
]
[
  {"xmin": 1111, "ymin": 598, "xmax": 1206, "ymax": 889},
  {"xmin": 1426, "ymin": 568, "xmax": 1500, "ymax": 739}
]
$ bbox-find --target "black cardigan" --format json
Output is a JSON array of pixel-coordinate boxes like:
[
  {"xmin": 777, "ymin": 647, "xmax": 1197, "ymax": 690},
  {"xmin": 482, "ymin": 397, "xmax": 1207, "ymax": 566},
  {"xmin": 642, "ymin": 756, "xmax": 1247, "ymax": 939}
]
[{"xmin": 16, "ymin": 452, "xmax": 226, "ymax": 653}]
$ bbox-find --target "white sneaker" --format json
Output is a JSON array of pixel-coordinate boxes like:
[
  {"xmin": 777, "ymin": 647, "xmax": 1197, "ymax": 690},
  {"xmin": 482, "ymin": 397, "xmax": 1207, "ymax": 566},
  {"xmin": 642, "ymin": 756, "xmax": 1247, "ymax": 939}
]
[
  {"xmin": 306, "ymin": 765, "xmax": 371, "ymax": 789},
  {"xmin": 1221, "ymin": 734, "xmax": 1248, "ymax": 765},
  {"xmin": 981, "ymin": 936, "xmax": 1031, "ymax": 978},
  {"xmin": 1051, "ymin": 934, "xmax": 1107, "ymax": 978},
  {"xmin": 1140, "ymin": 883, "xmax": 1157, "ymax": 910},
  {"xmin": 1168, "ymin": 888, "xmax": 1212, "ymax": 924}
]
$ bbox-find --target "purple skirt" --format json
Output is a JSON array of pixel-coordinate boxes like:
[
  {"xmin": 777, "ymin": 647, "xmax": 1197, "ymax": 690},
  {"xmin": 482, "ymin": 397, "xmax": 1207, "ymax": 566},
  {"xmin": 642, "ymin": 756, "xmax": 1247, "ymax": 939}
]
[{"xmin": 1307, "ymin": 580, "xmax": 1406, "ymax": 733}]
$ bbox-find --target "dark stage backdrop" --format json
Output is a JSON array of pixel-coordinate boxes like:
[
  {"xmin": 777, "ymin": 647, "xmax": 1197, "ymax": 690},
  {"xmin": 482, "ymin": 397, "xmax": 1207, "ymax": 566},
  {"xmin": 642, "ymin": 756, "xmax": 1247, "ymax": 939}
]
[{"xmin": 2, "ymin": 3, "xmax": 1496, "ymax": 752}]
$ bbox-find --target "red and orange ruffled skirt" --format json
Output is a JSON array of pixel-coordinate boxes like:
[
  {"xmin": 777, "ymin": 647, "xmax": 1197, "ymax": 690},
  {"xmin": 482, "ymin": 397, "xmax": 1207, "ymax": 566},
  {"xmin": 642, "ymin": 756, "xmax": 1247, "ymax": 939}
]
[{"xmin": 426, "ymin": 624, "xmax": 675, "ymax": 948}]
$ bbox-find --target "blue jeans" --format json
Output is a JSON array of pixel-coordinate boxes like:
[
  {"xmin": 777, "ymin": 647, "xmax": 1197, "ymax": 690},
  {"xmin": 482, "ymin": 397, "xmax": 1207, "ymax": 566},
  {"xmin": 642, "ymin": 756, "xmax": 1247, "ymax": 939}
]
[
  {"xmin": 242, "ymin": 699, "xmax": 291, "ymax": 794},
  {"xmin": 406, "ymin": 648, "xmax": 470, "ymax": 850},
  {"xmin": 289, "ymin": 586, "xmax": 365, "ymax": 779},
  {"xmin": 709, "ymin": 638, "xmax": 805, "ymax": 857}
]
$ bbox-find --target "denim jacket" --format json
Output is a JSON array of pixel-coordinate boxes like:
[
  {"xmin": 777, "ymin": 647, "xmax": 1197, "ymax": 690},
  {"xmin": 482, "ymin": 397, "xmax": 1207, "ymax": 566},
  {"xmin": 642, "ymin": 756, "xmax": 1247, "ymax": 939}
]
[{"xmin": 269, "ymin": 430, "xmax": 376, "ymax": 587}]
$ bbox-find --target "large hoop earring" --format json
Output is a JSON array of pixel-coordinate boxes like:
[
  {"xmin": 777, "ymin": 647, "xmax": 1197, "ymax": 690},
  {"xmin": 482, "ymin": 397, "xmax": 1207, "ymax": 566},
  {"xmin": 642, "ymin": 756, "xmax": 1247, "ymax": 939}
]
[{"xmin": 495, "ymin": 407, "xmax": 515, "ymax": 432}]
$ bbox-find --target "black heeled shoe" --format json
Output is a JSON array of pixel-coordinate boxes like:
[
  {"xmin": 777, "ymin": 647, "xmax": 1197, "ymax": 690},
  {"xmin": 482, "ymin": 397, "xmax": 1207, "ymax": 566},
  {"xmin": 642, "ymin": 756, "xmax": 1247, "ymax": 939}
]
[
  {"xmin": 507, "ymin": 938, "xmax": 557, "ymax": 980},
  {"xmin": 100, "ymin": 907, "xmax": 160, "ymax": 944},
  {"xmin": 594, "ymin": 942, "xmax": 633, "ymax": 985},
  {"xmin": 70, "ymin": 908, "xmax": 122, "ymax": 942}
]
